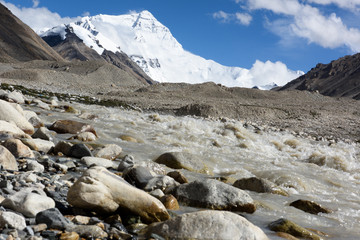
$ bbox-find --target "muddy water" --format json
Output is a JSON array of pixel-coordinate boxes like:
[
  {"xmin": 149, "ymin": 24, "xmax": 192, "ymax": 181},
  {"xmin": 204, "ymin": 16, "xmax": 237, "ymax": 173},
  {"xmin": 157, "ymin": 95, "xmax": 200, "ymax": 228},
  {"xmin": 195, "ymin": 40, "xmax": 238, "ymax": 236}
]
[{"xmin": 38, "ymin": 102, "xmax": 360, "ymax": 239}]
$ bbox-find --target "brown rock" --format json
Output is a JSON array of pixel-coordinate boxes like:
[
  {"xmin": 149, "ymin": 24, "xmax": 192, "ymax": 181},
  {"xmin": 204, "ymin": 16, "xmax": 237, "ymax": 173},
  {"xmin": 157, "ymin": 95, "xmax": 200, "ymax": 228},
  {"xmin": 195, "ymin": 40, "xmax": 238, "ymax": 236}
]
[
  {"xmin": 160, "ymin": 194, "xmax": 179, "ymax": 210},
  {"xmin": 290, "ymin": 199, "xmax": 331, "ymax": 215},
  {"xmin": 233, "ymin": 177, "xmax": 288, "ymax": 196},
  {"xmin": 49, "ymin": 120, "xmax": 97, "ymax": 137},
  {"xmin": 268, "ymin": 218, "xmax": 321, "ymax": 240},
  {"xmin": 167, "ymin": 171, "xmax": 188, "ymax": 184},
  {"xmin": 60, "ymin": 232, "xmax": 79, "ymax": 240}
]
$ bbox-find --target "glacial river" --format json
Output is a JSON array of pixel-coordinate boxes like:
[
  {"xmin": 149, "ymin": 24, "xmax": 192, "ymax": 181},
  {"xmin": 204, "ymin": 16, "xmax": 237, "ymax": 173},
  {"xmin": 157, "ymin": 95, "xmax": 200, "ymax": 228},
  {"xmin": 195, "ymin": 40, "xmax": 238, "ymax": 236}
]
[{"xmin": 38, "ymin": 101, "xmax": 360, "ymax": 239}]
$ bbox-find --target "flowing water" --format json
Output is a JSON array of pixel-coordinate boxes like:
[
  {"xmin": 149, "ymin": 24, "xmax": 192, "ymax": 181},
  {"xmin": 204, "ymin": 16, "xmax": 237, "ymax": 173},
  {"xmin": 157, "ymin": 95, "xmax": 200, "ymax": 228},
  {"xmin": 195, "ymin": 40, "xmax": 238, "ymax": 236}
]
[{"xmin": 37, "ymin": 101, "xmax": 360, "ymax": 239}]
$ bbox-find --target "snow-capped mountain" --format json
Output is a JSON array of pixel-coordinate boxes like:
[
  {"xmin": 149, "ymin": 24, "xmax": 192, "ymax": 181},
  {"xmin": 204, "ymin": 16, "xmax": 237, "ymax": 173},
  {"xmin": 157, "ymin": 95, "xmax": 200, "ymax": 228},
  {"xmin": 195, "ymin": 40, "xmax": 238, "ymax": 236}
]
[{"xmin": 40, "ymin": 10, "xmax": 303, "ymax": 88}]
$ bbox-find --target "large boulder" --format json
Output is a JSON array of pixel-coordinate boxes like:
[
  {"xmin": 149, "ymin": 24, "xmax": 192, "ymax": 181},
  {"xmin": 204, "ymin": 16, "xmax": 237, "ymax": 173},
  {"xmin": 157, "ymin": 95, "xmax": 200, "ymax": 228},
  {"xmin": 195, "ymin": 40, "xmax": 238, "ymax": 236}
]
[
  {"xmin": 173, "ymin": 179, "xmax": 256, "ymax": 213},
  {"xmin": 67, "ymin": 166, "xmax": 170, "ymax": 223},
  {"xmin": 154, "ymin": 152, "xmax": 212, "ymax": 174},
  {"xmin": 3, "ymin": 139, "xmax": 35, "ymax": 159},
  {"xmin": 2, "ymin": 189, "xmax": 55, "ymax": 217},
  {"xmin": 0, "ymin": 145, "xmax": 18, "ymax": 171},
  {"xmin": 49, "ymin": 120, "xmax": 97, "ymax": 136},
  {"xmin": 0, "ymin": 99, "xmax": 34, "ymax": 134},
  {"xmin": 144, "ymin": 210, "xmax": 269, "ymax": 240}
]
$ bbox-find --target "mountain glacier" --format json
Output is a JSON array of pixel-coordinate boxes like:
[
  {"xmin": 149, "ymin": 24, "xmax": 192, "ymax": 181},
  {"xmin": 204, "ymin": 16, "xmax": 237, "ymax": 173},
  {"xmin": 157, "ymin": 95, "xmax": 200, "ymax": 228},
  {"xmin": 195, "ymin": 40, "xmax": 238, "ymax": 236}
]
[{"xmin": 40, "ymin": 10, "xmax": 303, "ymax": 88}]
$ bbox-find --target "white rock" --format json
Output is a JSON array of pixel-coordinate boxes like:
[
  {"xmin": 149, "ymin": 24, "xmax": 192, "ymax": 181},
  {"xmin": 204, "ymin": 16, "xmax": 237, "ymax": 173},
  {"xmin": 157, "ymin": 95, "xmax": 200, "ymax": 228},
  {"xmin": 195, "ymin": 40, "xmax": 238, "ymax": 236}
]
[
  {"xmin": 0, "ymin": 211, "xmax": 26, "ymax": 230},
  {"xmin": 0, "ymin": 99, "xmax": 34, "ymax": 134},
  {"xmin": 2, "ymin": 190, "xmax": 55, "ymax": 217},
  {"xmin": 145, "ymin": 210, "xmax": 269, "ymax": 240},
  {"xmin": 94, "ymin": 144, "xmax": 122, "ymax": 160},
  {"xmin": 0, "ymin": 120, "xmax": 26, "ymax": 136},
  {"xmin": 7, "ymin": 91, "xmax": 25, "ymax": 104},
  {"xmin": 31, "ymin": 139, "xmax": 55, "ymax": 153},
  {"xmin": 73, "ymin": 132, "xmax": 97, "ymax": 142},
  {"xmin": 67, "ymin": 166, "xmax": 170, "ymax": 223},
  {"xmin": 32, "ymin": 99, "xmax": 50, "ymax": 110},
  {"xmin": 0, "ymin": 145, "xmax": 18, "ymax": 171}
]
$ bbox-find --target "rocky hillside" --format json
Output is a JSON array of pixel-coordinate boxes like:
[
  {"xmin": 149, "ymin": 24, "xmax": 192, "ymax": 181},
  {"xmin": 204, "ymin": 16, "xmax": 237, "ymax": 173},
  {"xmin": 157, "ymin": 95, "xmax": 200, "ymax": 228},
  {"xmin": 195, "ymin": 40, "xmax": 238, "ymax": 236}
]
[
  {"xmin": 279, "ymin": 53, "xmax": 360, "ymax": 100},
  {"xmin": 42, "ymin": 27, "xmax": 154, "ymax": 85},
  {"xmin": 0, "ymin": 3, "xmax": 63, "ymax": 62}
]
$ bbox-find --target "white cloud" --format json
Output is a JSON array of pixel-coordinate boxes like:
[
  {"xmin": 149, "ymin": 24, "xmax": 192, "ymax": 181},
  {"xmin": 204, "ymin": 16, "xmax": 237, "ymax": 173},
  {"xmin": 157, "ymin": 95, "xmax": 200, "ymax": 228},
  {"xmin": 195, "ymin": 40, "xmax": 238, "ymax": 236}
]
[
  {"xmin": 237, "ymin": 60, "xmax": 303, "ymax": 88},
  {"xmin": 235, "ymin": 12, "xmax": 252, "ymax": 25},
  {"xmin": 32, "ymin": 0, "xmax": 39, "ymax": 8},
  {"xmin": 242, "ymin": 0, "xmax": 360, "ymax": 52},
  {"xmin": 307, "ymin": 0, "xmax": 360, "ymax": 10},
  {"xmin": 0, "ymin": 1, "xmax": 80, "ymax": 33},
  {"xmin": 213, "ymin": 11, "xmax": 252, "ymax": 25}
]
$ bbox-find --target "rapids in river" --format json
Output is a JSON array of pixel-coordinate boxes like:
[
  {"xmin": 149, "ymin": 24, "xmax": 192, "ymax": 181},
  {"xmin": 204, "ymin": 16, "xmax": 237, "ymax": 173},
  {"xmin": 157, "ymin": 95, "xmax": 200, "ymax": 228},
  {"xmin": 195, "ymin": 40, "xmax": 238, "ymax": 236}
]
[{"xmin": 34, "ymin": 101, "xmax": 360, "ymax": 239}]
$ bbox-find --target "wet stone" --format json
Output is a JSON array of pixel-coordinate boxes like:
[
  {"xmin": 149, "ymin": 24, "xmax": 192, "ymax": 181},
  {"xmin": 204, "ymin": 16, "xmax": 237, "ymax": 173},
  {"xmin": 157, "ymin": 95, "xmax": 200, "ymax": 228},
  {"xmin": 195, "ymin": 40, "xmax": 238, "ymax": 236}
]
[
  {"xmin": 290, "ymin": 199, "xmax": 331, "ymax": 215},
  {"xmin": 233, "ymin": 177, "xmax": 288, "ymax": 196},
  {"xmin": 167, "ymin": 170, "xmax": 188, "ymax": 184},
  {"xmin": 49, "ymin": 120, "xmax": 97, "ymax": 137},
  {"xmin": 268, "ymin": 218, "xmax": 321, "ymax": 240},
  {"xmin": 36, "ymin": 208, "xmax": 73, "ymax": 230}
]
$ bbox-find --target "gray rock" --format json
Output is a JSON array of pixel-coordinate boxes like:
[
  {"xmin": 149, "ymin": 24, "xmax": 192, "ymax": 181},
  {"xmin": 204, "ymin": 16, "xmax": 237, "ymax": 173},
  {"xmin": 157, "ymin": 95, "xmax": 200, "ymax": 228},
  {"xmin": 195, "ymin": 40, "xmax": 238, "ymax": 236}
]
[
  {"xmin": 67, "ymin": 166, "xmax": 170, "ymax": 223},
  {"xmin": 66, "ymin": 225, "xmax": 108, "ymax": 239},
  {"xmin": 3, "ymin": 139, "xmax": 35, "ymax": 159},
  {"xmin": 0, "ymin": 145, "xmax": 18, "ymax": 171},
  {"xmin": 2, "ymin": 190, "xmax": 55, "ymax": 217},
  {"xmin": 233, "ymin": 177, "xmax": 288, "ymax": 196},
  {"xmin": 123, "ymin": 166, "xmax": 154, "ymax": 189},
  {"xmin": 173, "ymin": 179, "xmax": 256, "ymax": 213},
  {"xmin": 118, "ymin": 155, "xmax": 135, "ymax": 171},
  {"xmin": 145, "ymin": 210, "xmax": 269, "ymax": 240},
  {"xmin": 53, "ymin": 141, "xmax": 73, "ymax": 156},
  {"xmin": 144, "ymin": 176, "xmax": 180, "ymax": 192},
  {"xmin": 32, "ymin": 127, "xmax": 55, "ymax": 141},
  {"xmin": 81, "ymin": 156, "xmax": 118, "ymax": 169},
  {"xmin": 69, "ymin": 144, "xmax": 92, "ymax": 158},
  {"xmin": 93, "ymin": 144, "xmax": 122, "ymax": 160},
  {"xmin": 150, "ymin": 189, "xmax": 165, "ymax": 199},
  {"xmin": 27, "ymin": 160, "xmax": 45, "ymax": 173},
  {"xmin": 0, "ymin": 211, "xmax": 26, "ymax": 230},
  {"xmin": 36, "ymin": 208, "xmax": 73, "ymax": 230},
  {"xmin": 0, "ymin": 99, "xmax": 34, "ymax": 134}
]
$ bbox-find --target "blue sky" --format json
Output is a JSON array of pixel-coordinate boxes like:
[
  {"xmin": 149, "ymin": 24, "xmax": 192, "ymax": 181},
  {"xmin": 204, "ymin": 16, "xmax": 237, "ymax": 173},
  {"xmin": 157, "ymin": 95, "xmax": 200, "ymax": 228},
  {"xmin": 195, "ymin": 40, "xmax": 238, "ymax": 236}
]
[{"xmin": 2, "ymin": 0, "xmax": 360, "ymax": 73}]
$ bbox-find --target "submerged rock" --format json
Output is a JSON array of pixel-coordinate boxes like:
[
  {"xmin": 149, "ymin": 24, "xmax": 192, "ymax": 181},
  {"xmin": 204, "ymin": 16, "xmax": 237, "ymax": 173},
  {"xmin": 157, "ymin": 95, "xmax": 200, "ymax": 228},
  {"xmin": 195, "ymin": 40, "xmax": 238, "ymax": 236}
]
[
  {"xmin": 173, "ymin": 179, "xmax": 256, "ymax": 213},
  {"xmin": 268, "ymin": 218, "xmax": 321, "ymax": 240},
  {"xmin": 144, "ymin": 210, "xmax": 269, "ymax": 240},
  {"xmin": 67, "ymin": 166, "xmax": 170, "ymax": 223},
  {"xmin": 290, "ymin": 199, "xmax": 331, "ymax": 215},
  {"xmin": 233, "ymin": 177, "xmax": 288, "ymax": 196},
  {"xmin": 154, "ymin": 152, "xmax": 212, "ymax": 175},
  {"xmin": 49, "ymin": 120, "xmax": 97, "ymax": 137}
]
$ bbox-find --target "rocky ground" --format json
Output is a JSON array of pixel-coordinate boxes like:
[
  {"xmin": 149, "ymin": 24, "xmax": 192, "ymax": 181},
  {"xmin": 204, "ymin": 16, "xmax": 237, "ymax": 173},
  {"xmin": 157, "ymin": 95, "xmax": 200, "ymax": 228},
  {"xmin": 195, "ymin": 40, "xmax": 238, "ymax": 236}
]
[{"xmin": 0, "ymin": 87, "xmax": 335, "ymax": 240}]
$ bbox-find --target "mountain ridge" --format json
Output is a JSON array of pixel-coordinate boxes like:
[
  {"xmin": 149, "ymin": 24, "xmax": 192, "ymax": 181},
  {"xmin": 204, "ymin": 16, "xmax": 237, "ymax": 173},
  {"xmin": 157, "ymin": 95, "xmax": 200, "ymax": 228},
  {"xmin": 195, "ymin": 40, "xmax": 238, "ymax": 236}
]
[{"xmin": 279, "ymin": 53, "xmax": 360, "ymax": 100}]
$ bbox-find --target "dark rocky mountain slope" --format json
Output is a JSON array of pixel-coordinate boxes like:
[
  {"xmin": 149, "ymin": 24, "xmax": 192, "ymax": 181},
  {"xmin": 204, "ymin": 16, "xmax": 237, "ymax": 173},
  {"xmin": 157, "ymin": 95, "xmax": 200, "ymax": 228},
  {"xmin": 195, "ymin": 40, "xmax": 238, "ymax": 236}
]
[
  {"xmin": 279, "ymin": 53, "xmax": 360, "ymax": 100},
  {"xmin": 0, "ymin": 3, "xmax": 63, "ymax": 62}
]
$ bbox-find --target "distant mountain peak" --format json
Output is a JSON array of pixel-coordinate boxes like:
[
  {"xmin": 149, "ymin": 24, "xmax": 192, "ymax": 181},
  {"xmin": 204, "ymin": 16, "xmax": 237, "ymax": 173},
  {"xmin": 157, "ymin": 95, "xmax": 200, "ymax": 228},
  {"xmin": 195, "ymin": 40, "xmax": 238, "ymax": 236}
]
[{"xmin": 40, "ymin": 10, "xmax": 301, "ymax": 88}]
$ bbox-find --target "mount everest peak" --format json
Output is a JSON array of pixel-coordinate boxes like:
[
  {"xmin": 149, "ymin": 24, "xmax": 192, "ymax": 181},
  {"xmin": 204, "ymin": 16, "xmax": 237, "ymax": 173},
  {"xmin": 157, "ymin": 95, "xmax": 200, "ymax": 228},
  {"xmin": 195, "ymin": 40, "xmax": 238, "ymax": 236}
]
[{"xmin": 40, "ymin": 10, "xmax": 303, "ymax": 88}]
